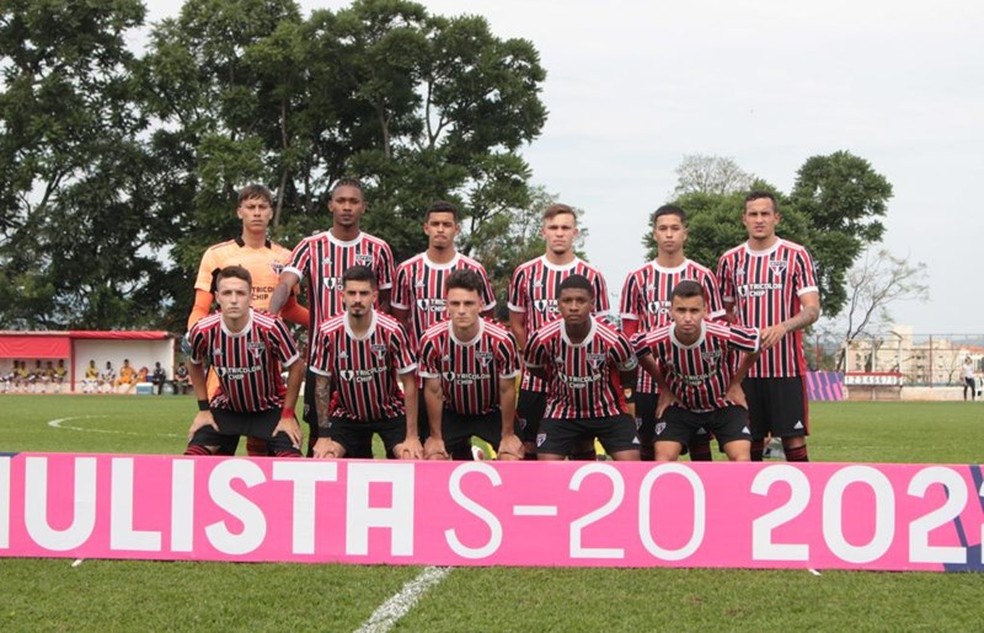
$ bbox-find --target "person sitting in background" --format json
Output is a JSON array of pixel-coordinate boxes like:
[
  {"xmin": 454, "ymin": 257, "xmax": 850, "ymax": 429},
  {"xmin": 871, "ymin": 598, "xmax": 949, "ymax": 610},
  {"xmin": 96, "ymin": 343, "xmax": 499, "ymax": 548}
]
[
  {"xmin": 115, "ymin": 359, "xmax": 136, "ymax": 392},
  {"xmin": 14, "ymin": 361, "xmax": 30, "ymax": 392},
  {"xmin": 99, "ymin": 361, "xmax": 116, "ymax": 393},
  {"xmin": 82, "ymin": 360, "xmax": 99, "ymax": 394},
  {"xmin": 173, "ymin": 363, "xmax": 191, "ymax": 395},
  {"xmin": 52, "ymin": 360, "xmax": 67, "ymax": 393},
  {"xmin": 136, "ymin": 366, "xmax": 149, "ymax": 384},
  {"xmin": 151, "ymin": 362, "xmax": 167, "ymax": 395}
]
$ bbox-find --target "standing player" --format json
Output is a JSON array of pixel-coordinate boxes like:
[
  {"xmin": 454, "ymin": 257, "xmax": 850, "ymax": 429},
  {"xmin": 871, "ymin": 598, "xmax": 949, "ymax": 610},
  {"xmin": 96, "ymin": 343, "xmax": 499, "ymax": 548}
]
[
  {"xmin": 620, "ymin": 205, "xmax": 725, "ymax": 460},
  {"xmin": 188, "ymin": 184, "xmax": 308, "ymax": 456},
  {"xmin": 391, "ymin": 201, "xmax": 496, "ymax": 456},
  {"xmin": 717, "ymin": 191, "xmax": 821, "ymax": 462},
  {"xmin": 418, "ymin": 269, "xmax": 524, "ymax": 460},
  {"xmin": 525, "ymin": 275, "xmax": 640, "ymax": 461},
  {"xmin": 636, "ymin": 281, "xmax": 758, "ymax": 461},
  {"xmin": 184, "ymin": 265, "xmax": 303, "ymax": 458},
  {"xmin": 509, "ymin": 203, "xmax": 610, "ymax": 459},
  {"xmin": 308, "ymin": 266, "xmax": 422, "ymax": 460},
  {"xmin": 269, "ymin": 178, "xmax": 395, "ymax": 456}
]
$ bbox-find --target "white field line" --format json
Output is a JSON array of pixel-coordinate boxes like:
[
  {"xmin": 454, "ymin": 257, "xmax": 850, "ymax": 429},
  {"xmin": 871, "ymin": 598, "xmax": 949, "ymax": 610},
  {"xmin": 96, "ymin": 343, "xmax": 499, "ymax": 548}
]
[
  {"xmin": 354, "ymin": 566, "xmax": 451, "ymax": 633},
  {"xmin": 48, "ymin": 416, "xmax": 184, "ymax": 439}
]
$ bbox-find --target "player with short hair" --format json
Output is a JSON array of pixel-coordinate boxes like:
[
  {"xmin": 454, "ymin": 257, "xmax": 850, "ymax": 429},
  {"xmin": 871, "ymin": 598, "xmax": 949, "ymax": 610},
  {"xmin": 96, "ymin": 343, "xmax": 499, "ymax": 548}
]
[
  {"xmin": 188, "ymin": 184, "xmax": 308, "ymax": 456},
  {"xmin": 99, "ymin": 361, "xmax": 115, "ymax": 394},
  {"xmin": 308, "ymin": 266, "xmax": 422, "ymax": 460},
  {"xmin": 418, "ymin": 269, "xmax": 523, "ymax": 460},
  {"xmin": 525, "ymin": 275, "xmax": 640, "ymax": 461},
  {"xmin": 269, "ymin": 178, "xmax": 395, "ymax": 457},
  {"xmin": 716, "ymin": 191, "xmax": 821, "ymax": 462},
  {"xmin": 636, "ymin": 280, "xmax": 759, "ymax": 461},
  {"xmin": 184, "ymin": 265, "xmax": 303, "ymax": 458},
  {"xmin": 620, "ymin": 205, "xmax": 725, "ymax": 460},
  {"xmin": 509, "ymin": 203, "xmax": 610, "ymax": 459},
  {"xmin": 392, "ymin": 201, "xmax": 496, "ymax": 457}
]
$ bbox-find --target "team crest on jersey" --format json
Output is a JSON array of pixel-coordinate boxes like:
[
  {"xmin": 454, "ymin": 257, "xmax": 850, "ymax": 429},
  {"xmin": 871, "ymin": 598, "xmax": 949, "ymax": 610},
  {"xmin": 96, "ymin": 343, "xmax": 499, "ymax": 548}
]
[
  {"xmin": 702, "ymin": 349, "xmax": 721, "ymax": 367},
  {"xmin": 586, "ymin": 353, "xmax": 606, "ymax": 369},
  {"xmin": 655, "ymin": 422, "xmax": 666, "ymax": 436},
  {"xmin": 536, "ymin": 433, "xmax": 547, "ymax": 447},
  {"xmin": 355, "ymin": 254, "xmax": 373, "ymax": 266},
  {"xmin": 339, "ymin": 369, "xmax": 354, "ymax": 381},
  {"xmin": 475, "ymin": 351, "xmax": 494, "ymax": 366},
  {"xmin": 370, "ymin": 343, "xmax": 388, "ymax": 359},
  {"xmin": 270, "ymin": 262, "xmax": 285, "ymax": 276},
  {"xmin": 769, "ymin": 260, "xmax": 787, "ymax": 276}
]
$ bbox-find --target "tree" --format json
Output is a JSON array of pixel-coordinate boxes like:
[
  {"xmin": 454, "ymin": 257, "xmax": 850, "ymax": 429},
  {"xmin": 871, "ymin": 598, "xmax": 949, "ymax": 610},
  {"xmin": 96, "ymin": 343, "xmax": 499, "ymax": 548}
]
[
  {"xmin": 0, "ymin": 0, "xmax": 166, "ymax": 329},
  {"xmin": 828, "ymin": 248, "xmax": 929, "ymax": 371},
  {"xmin": 673, "ymin": 154, "xmax": 755, "ymax": 197}
]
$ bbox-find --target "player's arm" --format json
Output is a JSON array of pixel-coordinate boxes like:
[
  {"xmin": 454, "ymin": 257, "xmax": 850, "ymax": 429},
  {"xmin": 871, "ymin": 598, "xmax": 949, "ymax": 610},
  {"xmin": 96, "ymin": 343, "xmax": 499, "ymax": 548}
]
[
  {"xmin": 391, "ymin": 305, "xmax": 411, "ymax": 332},
  {"xmin": 268, "ymin": 270, "xmax": 301, "ymax": 315},
  {"xmin": 509, "ymin": 311, "xmax": 527, "ymax": 354},
  {"xmin": 397, "ymin": 371, "xmax": 423, "ymax": 459},
  {"xmin": 279, "ymin": 295, "xmax": 309, "ymax": 327},
  {"xmin": 422, "ymin": 377, "xmax": 447, "ymax": 459},
  {"xmin": 725, "ymin": 350, "xmax": 759, "ymax": 408},
  {"xmin": 310, "ymin": 373, "xmax": 338, "ymax": 458},
  {"xmin": 273, "ymin": 357, "xmax": 304, "ymax": 449},
  {"xmin": 186, "ymin": 360, "xmax": 218, "ymax": 439},
  {"xmin": 760, "ymin": 292, "xmax": 820, "ymax": 349},
  {"xmin": 496, "ymin": 375, "xmax": 523, "ymax": 460},
  {"xmin": 187, "ymin": 289, "xmax": 213, "ymax": 331}
]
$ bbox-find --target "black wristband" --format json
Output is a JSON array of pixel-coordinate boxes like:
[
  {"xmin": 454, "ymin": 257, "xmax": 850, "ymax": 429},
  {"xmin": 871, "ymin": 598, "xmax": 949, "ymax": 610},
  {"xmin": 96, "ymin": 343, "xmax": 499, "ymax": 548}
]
[{"xmin": 197, "ymin": 399, "xmax": 210, "ymax": 411}]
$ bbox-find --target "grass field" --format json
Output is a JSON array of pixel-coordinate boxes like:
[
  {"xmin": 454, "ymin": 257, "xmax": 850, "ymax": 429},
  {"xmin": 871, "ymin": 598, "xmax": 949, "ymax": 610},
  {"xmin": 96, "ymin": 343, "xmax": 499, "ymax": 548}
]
[{"xmin": 1, "ymin": 395, "xmax": 983, "ymax": 632}]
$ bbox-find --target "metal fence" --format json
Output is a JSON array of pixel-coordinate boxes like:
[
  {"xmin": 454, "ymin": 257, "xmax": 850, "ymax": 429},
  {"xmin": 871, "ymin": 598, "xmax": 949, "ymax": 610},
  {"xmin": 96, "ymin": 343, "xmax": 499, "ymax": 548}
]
[{"xmin": 807, "ymin": 332, "xmax": 984, "ymax": 387}]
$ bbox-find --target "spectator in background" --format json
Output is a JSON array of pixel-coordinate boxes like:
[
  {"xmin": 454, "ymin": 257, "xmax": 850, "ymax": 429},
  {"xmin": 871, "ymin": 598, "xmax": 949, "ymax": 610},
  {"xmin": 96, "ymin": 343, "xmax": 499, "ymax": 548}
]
[
  {"xmin": 173, "ymin": 363, "xmax": 191, "ymax": 395},
  {"xmin": 99, "ymin": 361, "xmax": 116, "ymax": 393},
  {"xmin": 115, "ymin": 359, "xmax": 136, "ymax": 392},
  {"xmin": 963, "ymin": 356, "xmax": 977, "ymax": 401},
  {"xmin": 82, "ymin": 360, "xmax": 99, "ymax": 394},
  {"xmin": 152, "ymin": 362, "xmax": 167, "ymax": 395},
  {"xmin": 53, "ymin": 359, "xmax": 67, "ymax": 393}
]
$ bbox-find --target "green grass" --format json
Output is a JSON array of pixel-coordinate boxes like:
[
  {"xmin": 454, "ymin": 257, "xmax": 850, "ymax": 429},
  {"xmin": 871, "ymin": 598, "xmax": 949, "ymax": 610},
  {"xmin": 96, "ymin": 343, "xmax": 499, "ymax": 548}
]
[{"xmin": 1, "ymin": 395, "xmax": 983, "ymax": 632}]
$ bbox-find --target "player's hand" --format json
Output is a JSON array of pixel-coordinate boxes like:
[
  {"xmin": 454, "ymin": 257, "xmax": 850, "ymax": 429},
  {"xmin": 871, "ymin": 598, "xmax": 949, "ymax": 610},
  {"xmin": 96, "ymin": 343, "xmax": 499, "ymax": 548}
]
[
  {"xmin": 312, "ymin": 437, "xmax": 341, "ymax": 459},
  {"xmin": 424, "ymin": 436, "xmax": 449, "ymax": 460},
  {"xmin": 394, "ymin": 437, "xmax": 424, "ymax": 460},
  {"xmin": 760, "ymin": 324, "xmax": 787, "ymax": 350},
  {"xmin": 187, "ymin": 411, "xmax": 219, "ymax": 441},
  {"xmin": 273, "ymin": 415, "xmax": 303, "ymax": 450},
  {"xmin": 496, "ymin": 433, "xmax": 525, "ymax": 460},
  {"xmin": 726, "ymin": 381, "xmax": 748, "ymax": 409},
  {"xmin": 656, "ymin": 391, "xmax": 678, "ymax": 420}
]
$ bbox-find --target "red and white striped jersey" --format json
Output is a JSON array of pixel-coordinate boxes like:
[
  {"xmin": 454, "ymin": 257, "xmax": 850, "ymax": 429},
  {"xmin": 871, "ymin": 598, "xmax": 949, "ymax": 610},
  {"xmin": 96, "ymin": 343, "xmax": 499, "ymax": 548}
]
[
  {"xmin": 525, "ymin": 316, "xmax": 637, "ymax": 420},
  {"xmin": 392, "ymin": 252, "xmax": 496, "ymax": 348},
  {"xmin": 309, "ymin": 310, "xmax": 416, "ymax": 421},
  {"xmin": 189, "ymin": 309, "xmax": 300, "ymax": 412},
  {"xmin": 283, "ymin": 231, "xmax": 394, "ymax": 328},
  {"xmin": 619, "ymin": 259, "xmax": 725, "ymax": 393},
  {"xmin": 716, "ymin": 239, "xmax": 818, "ymax": 378},
  {"xmin": 418, "ymin": 319, "xmax": 519, "ymax": 416},
  {"xmin": 638, "ymin": 321, "xmax": 760, "ymax": 413},
  {"xmin": 508, "ymin": 256, "xmax": 610, "ymax": 392}
]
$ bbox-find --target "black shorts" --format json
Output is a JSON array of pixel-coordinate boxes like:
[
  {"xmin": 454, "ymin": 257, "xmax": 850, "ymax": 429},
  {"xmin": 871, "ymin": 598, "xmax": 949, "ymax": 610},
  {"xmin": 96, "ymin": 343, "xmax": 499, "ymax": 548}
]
[
  {"xmin": 742, "ymin": 377, "xmax": 809, "ymax": 440},
  {"xmin": 657, "ymin": 405, "xmax": 751, "ymax": 451},
  {"xmin": 517, "ymin": 389, "xmax": 547, "ymax": 443},
  {"xmin": 538, "ymin": 414, "xmax": 639, "ymax": 457},
  {"xmin": 304, "ymin": 369, "xmax": 373, "ymax": 458},
  {"xmin": 188, "ymin": 407, "xmax": 301, "ymax": 456},
  {"xmin": 328, "ymin": 415, "xmax": 407, "ymax": 458},
  {"xmin": 442, "ymin": 409, "xmax": 505, "ymax": 456}
]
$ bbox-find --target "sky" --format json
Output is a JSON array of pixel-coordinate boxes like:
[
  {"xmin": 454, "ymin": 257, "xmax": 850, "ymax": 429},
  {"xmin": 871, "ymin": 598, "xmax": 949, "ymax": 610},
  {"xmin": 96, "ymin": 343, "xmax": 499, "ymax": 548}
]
[{"xmin": 142, "ymin": 0, "xmax": 984, "ymax": 334}]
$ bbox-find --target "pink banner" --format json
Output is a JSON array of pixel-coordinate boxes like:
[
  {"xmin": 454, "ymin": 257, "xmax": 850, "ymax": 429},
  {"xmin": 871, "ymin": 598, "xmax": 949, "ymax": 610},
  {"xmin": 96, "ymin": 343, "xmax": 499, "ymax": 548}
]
[{"xmin": 1, "ymin": 453, "xmax": 982, "ymax": 571}]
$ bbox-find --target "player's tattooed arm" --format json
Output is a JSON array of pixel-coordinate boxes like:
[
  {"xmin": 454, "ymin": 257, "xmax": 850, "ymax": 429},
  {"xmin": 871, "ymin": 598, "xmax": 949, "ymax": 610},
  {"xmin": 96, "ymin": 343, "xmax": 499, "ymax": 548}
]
[
  {"xmin": 761, "ymin": 292, "xmax": 820, "ymax": 349},
  {"xmin": 315, "ymin": 374, "xmax": 333, "ymax": 431},
  {"xmin": 268, "ymin": 271, "xmax": 301, "ymax": 315}
]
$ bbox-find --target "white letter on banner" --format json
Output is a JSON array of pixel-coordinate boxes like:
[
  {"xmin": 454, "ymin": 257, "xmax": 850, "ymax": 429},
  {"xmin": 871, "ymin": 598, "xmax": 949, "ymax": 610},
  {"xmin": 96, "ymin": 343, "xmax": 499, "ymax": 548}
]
[
  {"xmin": 639, "ymin": 463, "xmax": 705, "ymax": 561},
  {"xmin": 908, "ymin": 467, "xmax": 967, "ymax": 564},
  {"xmin": 346, "ymin": 462, "xmax": 415, "ymax": 556},
  {"xmin": 272, "ymin": 461, "xmax": 338, "ymax": 555},
  {"xmin": 570, "ymin": 463, "xmax": 625, "ymax": 559},
  {"xmin": 750, "ymin": 465, "xmax": 811, "ymax": 561},
  {"xmin": 205, "ymin": 460, "xmax": 267, "ymax": 555},
  {"xmin": 445, "ymin": 463, "xmax": 502, "ymax": 559},
  {"xmin": 823, "ymin": 466, "xmax": 894, "ymax": 564},
  {"xmin": 24, "ymin": 456, "xmax": 97, "ymax": 551},
  {"xmin": 170, "ymin": 460, "xmax": 195, "ymax": 552},
  {"xmin": 0, "ymin": 457, "xmax": 9, "ymax": 548},
  {"xmin": 110, "ymin": 458, "xmax": 162, "ymax": 552}
]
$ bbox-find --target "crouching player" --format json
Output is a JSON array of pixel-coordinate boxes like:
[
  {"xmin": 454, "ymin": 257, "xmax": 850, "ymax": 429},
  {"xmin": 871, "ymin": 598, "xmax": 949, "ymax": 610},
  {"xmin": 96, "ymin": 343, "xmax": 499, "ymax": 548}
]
[
  {"xmin": 418, "ymin": 269, "xmax": 524, "ymax": 460},
  {"xmin": 308, "ymin": 266, "xmax": 424, "ymax": 460},
  {"xmin": 635, "ymin": 280, "xmax": 758, "ymax": 462},
  {"xmin": 184, "ymin": 265, "xmax": 303, "ymax": 457},
  {"xmin": 525, "ymin": 275, "xmax": 641, "ymax": 461}
]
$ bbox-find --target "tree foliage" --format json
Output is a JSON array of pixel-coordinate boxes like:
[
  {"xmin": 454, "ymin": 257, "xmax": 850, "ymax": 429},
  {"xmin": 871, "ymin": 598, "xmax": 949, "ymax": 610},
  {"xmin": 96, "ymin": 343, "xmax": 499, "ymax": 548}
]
[{"xmin": 673, "ymin": 154, "xmax": 755, "ymax": 197}]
